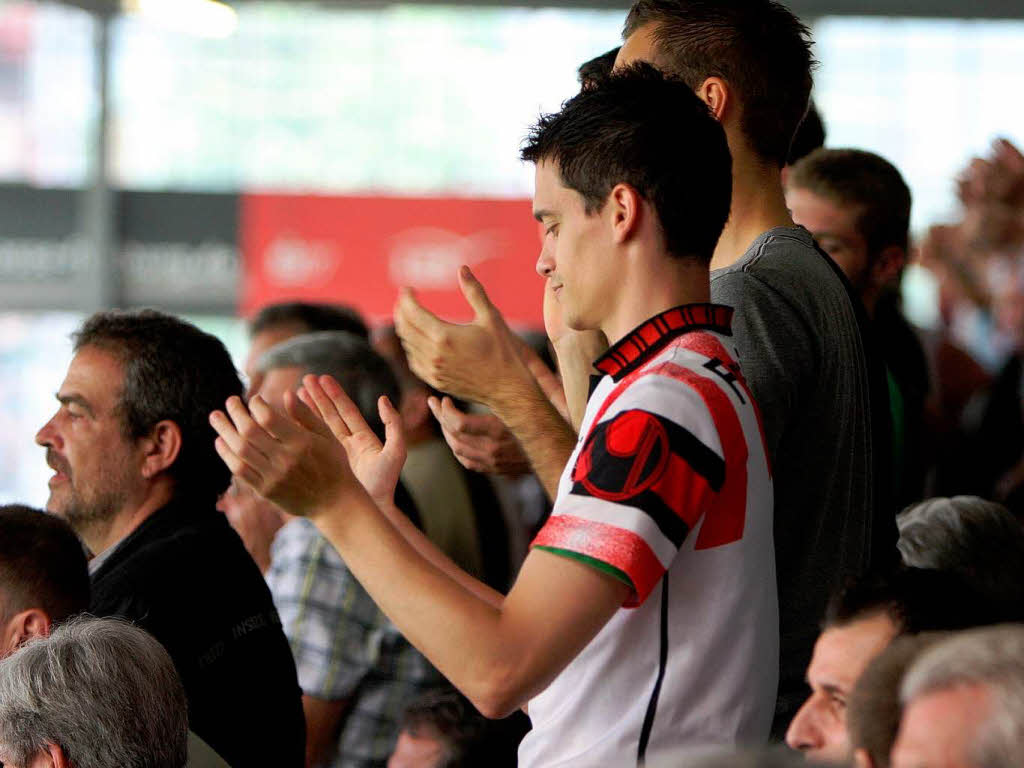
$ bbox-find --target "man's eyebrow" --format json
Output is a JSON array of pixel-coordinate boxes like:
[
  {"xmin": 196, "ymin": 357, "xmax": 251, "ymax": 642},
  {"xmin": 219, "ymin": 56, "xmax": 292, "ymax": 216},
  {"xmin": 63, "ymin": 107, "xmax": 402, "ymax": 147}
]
[
  {"xmin": 533, "ymin": 208, "xmax": 555, "ymax": 222},
  {"xmin": 56, "ymin": 392, "xmax": 95, "ymax": 417}
]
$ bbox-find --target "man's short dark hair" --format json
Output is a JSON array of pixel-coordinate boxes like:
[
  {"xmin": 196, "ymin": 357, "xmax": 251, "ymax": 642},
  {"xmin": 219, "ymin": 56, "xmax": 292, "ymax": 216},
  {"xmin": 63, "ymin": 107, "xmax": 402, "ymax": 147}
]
[
  {"xmin": 73, "ymin": 309, "xmax": 243, "ymax": 505},
  {"xmin": 0, "ymin": 505, "xmax": 88, "ymax": 624},
  {"xmin": 788, "ymin": 148, "xmax": 912, "ymax": 254},
  {"xmin": 786, "ymin": 100, "xmax": 826, "ymax": 166},
  {"xmin": 249, "ymin": 302, "xmax": 369, "ymax": 340},
  {"xmin": 823, "ymin": 567, "xmax": 1020, "ymax": 635},
  {"xmin": 521, "ymin": 62, "xmax": 731, "ymax": 265},
  {"xmin": 401, "ymin": 688, "xmax": 486, "ymax": 768},
  {"xmin": 577, "ymin": 47, "xmax": 620, "ymax": 86},
  {"xmin": 623, "ymin": 0, "xmax": 815, "ymax": 167}
]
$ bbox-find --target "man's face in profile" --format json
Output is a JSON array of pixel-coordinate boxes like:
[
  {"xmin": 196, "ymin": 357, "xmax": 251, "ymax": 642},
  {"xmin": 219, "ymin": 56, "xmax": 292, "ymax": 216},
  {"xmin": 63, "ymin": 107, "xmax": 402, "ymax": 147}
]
[
  {"xmin": 786, "ymin": 186, "xmax": 873, "ymax": 294},
  {"xmin": 787, "ymin": 612, "xmax": 899, "ymax": 763},
  {"xmin": 34, "ymin": 346, "xmax": 142, "ymax": 536}
]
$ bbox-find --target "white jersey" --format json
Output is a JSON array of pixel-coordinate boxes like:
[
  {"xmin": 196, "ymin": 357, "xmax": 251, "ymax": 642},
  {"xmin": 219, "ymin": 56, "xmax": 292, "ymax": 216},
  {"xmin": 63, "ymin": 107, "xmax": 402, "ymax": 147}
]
[{"xmin": 518, "ymin": 304, "xmax": 778, "ymax": 767}]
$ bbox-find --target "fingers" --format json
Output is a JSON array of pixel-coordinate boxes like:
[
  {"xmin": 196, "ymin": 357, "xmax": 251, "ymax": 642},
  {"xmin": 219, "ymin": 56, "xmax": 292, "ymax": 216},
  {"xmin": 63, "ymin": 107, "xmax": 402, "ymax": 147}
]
[
  {"xmin": 212, "ymin": 432, "xmax": 264, "ymax": 489},
  {"xmin": 304, "ymin": 374, "xmax": 383, "ymax": 446},
  {"xmin": 214, "ymin": 397, "xmax": 274, "ymax": 465},
  {"xmin": 284, "ymin": 390, "xmax": 332, "ymax": 439},
  {"xmin": 458, "ymin": 265, "xmax": 500, "ymax": 325},
  {"xmin": 378, "ymin": 395, "xmax": 407, "ymax": 463},
  {"xmin": 247, "ymin": 395, "xmax": 303, "ymax": 443},
  {"xmin": 430, "ymin": 397, "xmax": 505, "ymax": 439},
  {"xmin": 395, "ymin": 288, "xmax": 448, "ymax": 339}
]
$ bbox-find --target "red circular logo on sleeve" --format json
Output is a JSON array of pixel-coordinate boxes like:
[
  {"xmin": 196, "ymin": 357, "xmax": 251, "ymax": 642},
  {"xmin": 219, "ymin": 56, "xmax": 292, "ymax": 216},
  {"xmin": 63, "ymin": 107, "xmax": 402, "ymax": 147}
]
[{"xmin": 574, "ymin": 409, "xmax": 670, "ymax": 502}]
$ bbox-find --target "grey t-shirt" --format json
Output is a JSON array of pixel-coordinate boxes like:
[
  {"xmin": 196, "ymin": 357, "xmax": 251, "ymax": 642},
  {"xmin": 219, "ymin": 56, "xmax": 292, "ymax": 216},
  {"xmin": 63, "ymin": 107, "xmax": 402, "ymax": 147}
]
[{"xmin": 711, "ymin": 226, "xmax": 893, "ymax": 729}]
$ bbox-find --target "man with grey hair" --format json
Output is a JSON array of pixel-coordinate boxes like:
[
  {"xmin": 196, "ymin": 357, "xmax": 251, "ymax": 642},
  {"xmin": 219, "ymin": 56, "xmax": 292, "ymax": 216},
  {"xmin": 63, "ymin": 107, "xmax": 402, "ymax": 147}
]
[
  {"xmin": 891, "ymin": 624, "xmax": 1024, "ymax": 768},
  {"xmin": 0, "ymin": 615, "xmax": 188, "ymax": 768},
  {"xmin": 897, "ymin": 496, "xmax": 1024, "ymax": 619},
  {"xmin": 244, "ymin": 331, "xmax": 443, "ymax": 768}
]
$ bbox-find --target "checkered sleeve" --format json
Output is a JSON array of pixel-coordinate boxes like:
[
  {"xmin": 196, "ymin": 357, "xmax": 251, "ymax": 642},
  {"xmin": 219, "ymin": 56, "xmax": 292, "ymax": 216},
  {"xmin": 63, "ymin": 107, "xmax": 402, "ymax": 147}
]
[{"xmin": 266, "ymin": 519, "xmax": 379, "ymax": 700}]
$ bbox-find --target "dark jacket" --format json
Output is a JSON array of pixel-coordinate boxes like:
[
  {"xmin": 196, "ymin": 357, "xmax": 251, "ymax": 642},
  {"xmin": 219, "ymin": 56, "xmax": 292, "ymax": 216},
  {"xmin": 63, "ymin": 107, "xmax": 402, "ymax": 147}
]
[{"xmin": 90, "ymin": 498, "xmax": 306, "ymax": 768}]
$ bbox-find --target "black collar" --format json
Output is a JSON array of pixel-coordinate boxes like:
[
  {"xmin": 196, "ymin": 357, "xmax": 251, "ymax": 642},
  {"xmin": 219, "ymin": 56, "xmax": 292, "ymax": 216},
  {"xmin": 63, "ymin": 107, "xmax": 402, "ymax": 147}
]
[{"xmin": 594, "ymin": 303, "xmax": 733, "ymax": 381}]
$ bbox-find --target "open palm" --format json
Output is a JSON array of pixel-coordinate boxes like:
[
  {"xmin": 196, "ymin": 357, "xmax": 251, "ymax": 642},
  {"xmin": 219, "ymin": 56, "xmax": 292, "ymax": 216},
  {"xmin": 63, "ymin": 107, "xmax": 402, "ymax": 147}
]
[{"xmin": 297, "ymin": 374, "xmax": 407, "ymax": 507}]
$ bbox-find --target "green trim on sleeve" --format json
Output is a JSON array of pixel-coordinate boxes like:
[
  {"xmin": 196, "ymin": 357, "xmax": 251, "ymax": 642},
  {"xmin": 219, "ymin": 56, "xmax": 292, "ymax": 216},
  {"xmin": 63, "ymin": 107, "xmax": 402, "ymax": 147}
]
[{"xmin": 534, "ymin": 546, "xmax": 636, "ymax": 591}]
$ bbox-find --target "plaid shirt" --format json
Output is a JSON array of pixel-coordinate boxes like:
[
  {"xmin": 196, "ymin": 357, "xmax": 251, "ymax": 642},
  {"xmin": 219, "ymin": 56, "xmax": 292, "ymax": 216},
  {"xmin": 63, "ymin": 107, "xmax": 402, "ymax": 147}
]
[{"xmin": 267, "ymin": 519, "xmax": 443, "ymax": 768}]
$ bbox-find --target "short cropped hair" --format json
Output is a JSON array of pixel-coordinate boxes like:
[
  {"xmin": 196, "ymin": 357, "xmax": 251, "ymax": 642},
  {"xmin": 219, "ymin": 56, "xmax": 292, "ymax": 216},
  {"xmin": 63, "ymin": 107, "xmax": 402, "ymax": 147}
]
[
  {"xmin": 400, "ymin": 688, "xmax": 488, "ymax": 768},
  {"xmin": 900, "ymin": 625, "xmax": 1024, "ymax": 768},
  {"xmin": 786, "ymin": 100, "xmax": 826, "ymax": 166},
  {"xmin": 788, "ymin": 148, "xmax": 911, "ymax": 254},
  {"xmin": 257, "ymin": 331, "xmax": 400, "ymax": 441},
  {"xmin": 823, "ymin": 567, "xmax": 1009, "ymax": 634},
  {"xmin": 0, "ymin": 505, "xmax": 88, "ymax": 625},
  {"xmin": 577, "ymin": 47, "xmax": 620, "ymax": 86},
  {"xmin": 521, "ymin": 62, "xmax": 731, "ymax": 265},
  {"xmin": 847, "ymin": 633, "xmax": 946, "ymax": 768},
  {"xmin": 623, "ymin": 0, "xmax": 815, "ymax": 167},
  {"xmin": 0, "ymin": 616, "xmax": 188, "ymax": 768},
  {"xmin": 249, "ymin": 301, "xmax": 369, "ymax": 340},
  {"xmin": 73, "ymin": 309, "xmax": 243, "ymax": 505},
  {"xmin": 897, "ymin": 496, "xmax": 1024, "ymax": 618}
]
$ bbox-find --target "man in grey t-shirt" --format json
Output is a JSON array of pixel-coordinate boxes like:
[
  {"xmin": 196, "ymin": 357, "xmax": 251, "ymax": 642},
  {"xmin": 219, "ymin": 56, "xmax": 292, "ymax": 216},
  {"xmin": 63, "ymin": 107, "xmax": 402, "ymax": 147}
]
[
  {"xmin": 616, "ymin": 1, "xmax": 896, "ymax": 735},
  {"xmin": 711, "ymin": 227, "xmax": 895, "ymax": 729}
]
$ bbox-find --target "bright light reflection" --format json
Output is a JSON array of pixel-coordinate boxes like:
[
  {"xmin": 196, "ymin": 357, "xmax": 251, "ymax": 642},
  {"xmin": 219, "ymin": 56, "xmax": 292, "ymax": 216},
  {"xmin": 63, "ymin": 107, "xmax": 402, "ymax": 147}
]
[{"xmin": 122, "ymin": 0, "xmax": 237, "ymax": 39}]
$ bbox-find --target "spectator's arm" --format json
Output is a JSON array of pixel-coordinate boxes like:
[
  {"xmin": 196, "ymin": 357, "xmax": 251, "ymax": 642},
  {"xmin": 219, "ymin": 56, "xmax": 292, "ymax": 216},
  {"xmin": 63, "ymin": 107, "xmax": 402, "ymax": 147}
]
[
  {"xmin": 212, "ymin": 383, "xmax": 630, "ymax": 719},
  {"xmin": 394, "ymin": 267, "xmax": 578, "ymax": 499}
]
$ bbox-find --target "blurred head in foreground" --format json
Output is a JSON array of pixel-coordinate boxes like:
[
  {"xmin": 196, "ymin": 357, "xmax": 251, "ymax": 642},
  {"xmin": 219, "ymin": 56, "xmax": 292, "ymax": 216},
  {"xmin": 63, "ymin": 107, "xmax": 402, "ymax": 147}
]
[{"xmin": 0, "ymin": 616, "xmax": 188, "ymax": 768}]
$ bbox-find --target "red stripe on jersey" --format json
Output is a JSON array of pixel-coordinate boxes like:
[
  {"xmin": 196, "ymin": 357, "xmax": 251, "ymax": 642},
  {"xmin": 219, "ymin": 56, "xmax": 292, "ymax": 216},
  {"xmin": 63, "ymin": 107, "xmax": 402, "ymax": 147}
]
[
  {"xmin": 645, "ymin": 360, "xmax": 749, "ymax": 550},
  {"xmin": 675, "ymin": 332, "xmax": 771, "ymax": 477},
  {"xmin": 655, "ymin": 452, "xmax": 714, "ymax": 530},
  {"xmin": 532, "ymin": 513, "xmax": 664, "ymax": 607}
]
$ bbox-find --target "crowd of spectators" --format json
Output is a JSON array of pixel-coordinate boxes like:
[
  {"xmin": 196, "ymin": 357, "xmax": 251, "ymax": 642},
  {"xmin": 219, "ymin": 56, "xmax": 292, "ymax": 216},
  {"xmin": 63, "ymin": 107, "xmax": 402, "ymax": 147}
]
[{"xmin": 1, "ymin": 1, "xmax": 1023, "ymax": 767}]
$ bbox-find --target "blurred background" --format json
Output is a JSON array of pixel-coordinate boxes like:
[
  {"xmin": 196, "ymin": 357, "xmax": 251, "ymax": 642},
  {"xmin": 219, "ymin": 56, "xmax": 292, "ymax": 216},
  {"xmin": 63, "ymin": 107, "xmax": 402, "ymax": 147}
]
[{"xmin": 1, "ymin": 0, "xmax": 1023, "ymax": 506}]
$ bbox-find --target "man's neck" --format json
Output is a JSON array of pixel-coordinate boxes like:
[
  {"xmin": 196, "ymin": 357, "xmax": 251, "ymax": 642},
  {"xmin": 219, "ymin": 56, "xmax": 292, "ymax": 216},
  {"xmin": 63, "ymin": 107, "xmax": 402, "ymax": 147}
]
[
  {"xmin": 601, "ymin": 257, "xmax": 711, "ymax": 346},
  {"xmin": 711, "ymin": 147, "xmax": 794, "ymax": 271},
  {"xmin": 81, "ymin": 485, "xmax": 175, "ymax": 558}
]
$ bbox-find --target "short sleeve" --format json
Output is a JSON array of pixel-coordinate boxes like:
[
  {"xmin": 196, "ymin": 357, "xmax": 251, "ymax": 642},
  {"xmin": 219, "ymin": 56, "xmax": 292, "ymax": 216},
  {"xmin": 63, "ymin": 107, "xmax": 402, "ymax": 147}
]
[
  {"xmin": 532, "ymin": 375, "xmax": 724, "ymax": 607},
  {"xmin": 266, "ymin": 519, "xmax": 379, "ymax": 700}
]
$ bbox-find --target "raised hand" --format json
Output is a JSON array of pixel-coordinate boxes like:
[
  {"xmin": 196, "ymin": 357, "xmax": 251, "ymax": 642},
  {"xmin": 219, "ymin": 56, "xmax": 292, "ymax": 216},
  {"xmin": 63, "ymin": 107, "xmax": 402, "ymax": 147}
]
[
  {"xmin": 210, "ymin": 393, "xmax": 357, "ymax": 520},
  {"xmin": 394, "ymin": 265, "xmax": 535, "ymax": 408},
  {"xmin": 298, "ymin": 374, "xmax": 406, "ymax": 507},
  {"xmin": 427, "ymin": 395, "xmax": 532, "ymax": 476}
]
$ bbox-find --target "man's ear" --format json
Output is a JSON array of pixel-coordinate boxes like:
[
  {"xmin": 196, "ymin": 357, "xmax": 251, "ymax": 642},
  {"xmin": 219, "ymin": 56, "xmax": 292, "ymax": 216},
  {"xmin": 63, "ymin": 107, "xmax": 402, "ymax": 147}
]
[
  {"xmin": 37, "ymin": 743, "xmax": 68, "ymax": 768},
  {"xmin": 696, "ymin": 76, "xmax": 730, "ymax": 122},
  {"xmin": 870, "ymin": 245, "xmax": 907, "ymax": 290},
  {"xmin": 608, "ymin": 183, "xmax": 643, "ymax": 245},
  {"xmin": 4, "ymin": 608, "xmax": 52, "ymax": 654},
  {"xmin": 139, "ymin": 420, "xmax": 183, "ymax": 480}
]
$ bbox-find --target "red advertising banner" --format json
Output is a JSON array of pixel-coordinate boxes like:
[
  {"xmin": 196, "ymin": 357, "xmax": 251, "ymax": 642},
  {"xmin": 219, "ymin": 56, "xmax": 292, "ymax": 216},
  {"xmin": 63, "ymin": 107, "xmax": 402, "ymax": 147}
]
[{"xmin": 240, "ymin": 193, "xmax": 544, "ymax": 328}]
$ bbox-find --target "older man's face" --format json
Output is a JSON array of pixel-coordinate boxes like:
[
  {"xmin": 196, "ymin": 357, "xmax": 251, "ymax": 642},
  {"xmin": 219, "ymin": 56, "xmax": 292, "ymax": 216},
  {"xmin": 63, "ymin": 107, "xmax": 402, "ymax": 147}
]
[
  {"xmin": 891, "ymin": 684, "xmax": 992, "ymax": 768},
  {"xmin": 34, "ymin": 346, "xmax": 143, "ymax": 537}
]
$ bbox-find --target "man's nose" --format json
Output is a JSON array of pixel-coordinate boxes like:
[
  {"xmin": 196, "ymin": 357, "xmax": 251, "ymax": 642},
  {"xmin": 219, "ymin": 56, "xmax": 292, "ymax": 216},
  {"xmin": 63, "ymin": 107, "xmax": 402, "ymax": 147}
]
[
  {"xmin": 35, "ymin": 415, "xmax": 59, "ymax": 449},
  {"xmin": 536, "ymin": 248, "xmax": 554, "ymax": 279},
  {"xmin": 785, "ymin": 700, "xmax": 823, "ymax": 752}
]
